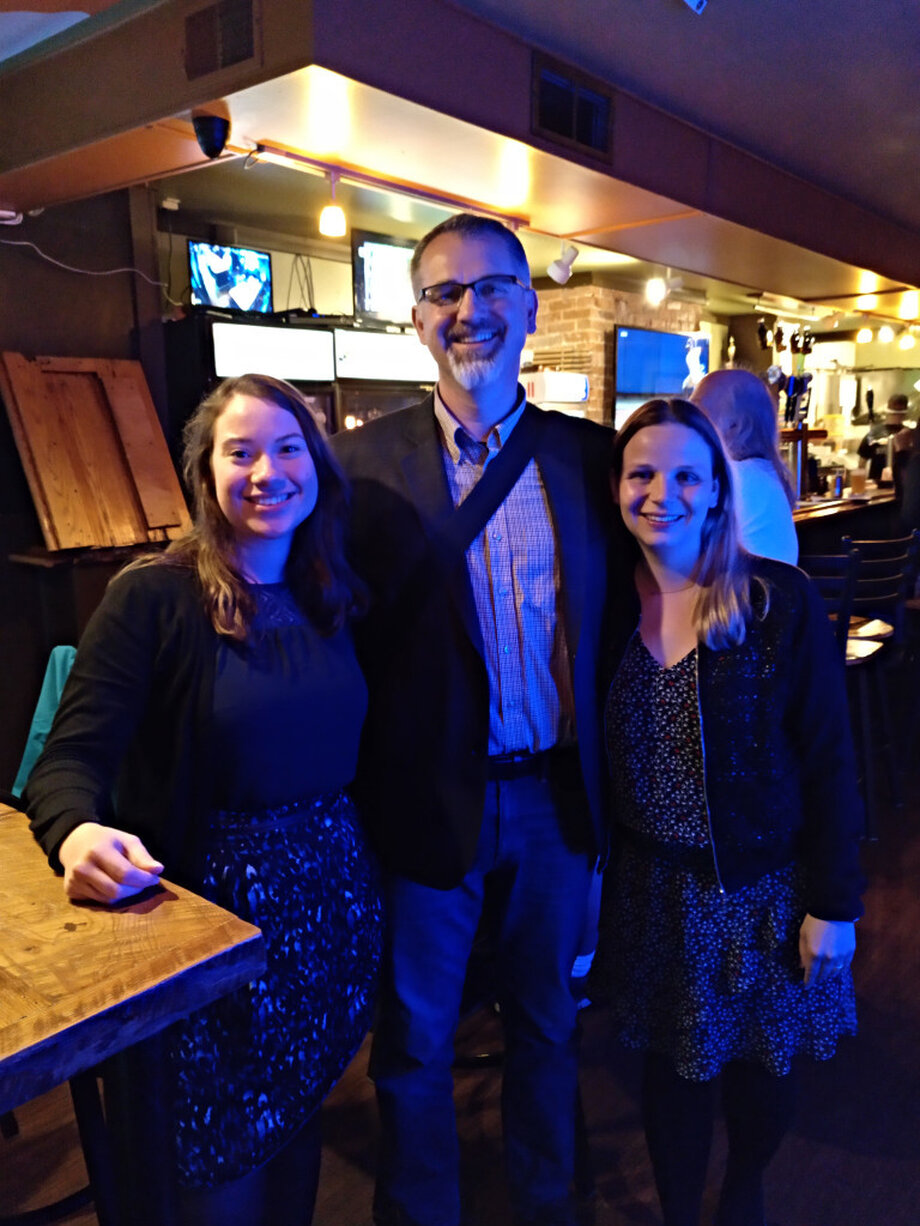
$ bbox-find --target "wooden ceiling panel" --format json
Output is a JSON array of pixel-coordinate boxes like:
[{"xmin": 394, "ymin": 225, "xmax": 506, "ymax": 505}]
[{"xmin": 577, "ymin": 213, "xmax": 909, "ymax": 312}]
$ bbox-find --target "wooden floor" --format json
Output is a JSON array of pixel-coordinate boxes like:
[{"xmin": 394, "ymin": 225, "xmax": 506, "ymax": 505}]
[{"xmin": 3, "ymin": 788, "xmax": 919, "ymax": 1226}]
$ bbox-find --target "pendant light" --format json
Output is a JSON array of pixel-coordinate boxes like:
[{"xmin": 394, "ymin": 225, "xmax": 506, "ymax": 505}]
[{"xmin": 319, "ymin": 172, "xmax": 347, "ymax": 238}]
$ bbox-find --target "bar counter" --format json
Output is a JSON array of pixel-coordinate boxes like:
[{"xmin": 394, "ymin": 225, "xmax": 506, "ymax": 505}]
[{"xmin": 794, "ymin": 489, "xmax": 898, "ymax": 552}]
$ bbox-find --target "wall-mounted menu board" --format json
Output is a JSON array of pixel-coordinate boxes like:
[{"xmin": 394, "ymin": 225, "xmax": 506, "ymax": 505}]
[{"xmin": 0, "ymin": 352, "xmax": 190, "ymax": 551}]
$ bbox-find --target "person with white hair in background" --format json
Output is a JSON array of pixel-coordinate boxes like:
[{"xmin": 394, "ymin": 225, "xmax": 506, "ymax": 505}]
[{"xmin": 692, "ymin": 368, "xmax": 798, "ymax": 565}]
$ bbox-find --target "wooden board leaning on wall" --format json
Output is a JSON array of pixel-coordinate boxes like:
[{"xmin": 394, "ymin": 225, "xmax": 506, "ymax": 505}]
[{"xmin": 0, "ymin": 353, "xmax": 190, "ymax": 551}]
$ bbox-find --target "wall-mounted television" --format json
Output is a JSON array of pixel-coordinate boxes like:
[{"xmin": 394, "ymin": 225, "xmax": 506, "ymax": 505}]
[
  {"xmin": 188, "ymin": 240, "xmax": 273, "ymax": 313},
  {"xmin": 615, "ymin": 327, "xmax": 709, "ymax": 395},
  {"xmin": 352, "ymin": 229, "xmax": 415, "ymax": 326}
]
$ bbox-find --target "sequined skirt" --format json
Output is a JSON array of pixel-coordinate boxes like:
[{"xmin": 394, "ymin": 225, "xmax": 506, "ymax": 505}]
[
  {"xmin": 590, "ymin": 835, "xmax": 857, "ymax": 1081},
  {"xmin": 169, "ymin": 789, "xmax": 383, "ymax": 1187}
]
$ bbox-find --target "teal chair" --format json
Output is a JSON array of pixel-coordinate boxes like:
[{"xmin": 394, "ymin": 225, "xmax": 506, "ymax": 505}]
[{"xmin": 11, "ymin": 645, "xmax": 76, "ymax": 799}]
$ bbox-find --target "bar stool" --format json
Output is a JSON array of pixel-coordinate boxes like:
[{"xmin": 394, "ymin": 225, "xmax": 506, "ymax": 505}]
[
  {"xmin": 797, "ymin": 548, "xmax": 859, "ymax": 659},
  {"xmin": 838, "ymin": 531, "xmax": 920, "ymax": 837},
  {"xmin": 798, "ymin": 548, "xmax": 883, "ymax": 837}
]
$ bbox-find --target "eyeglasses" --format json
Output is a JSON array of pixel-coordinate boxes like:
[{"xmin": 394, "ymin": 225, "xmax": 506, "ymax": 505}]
[{"xmin": 416, "ymin": 274, "xmax": 530, "ymax": 308}]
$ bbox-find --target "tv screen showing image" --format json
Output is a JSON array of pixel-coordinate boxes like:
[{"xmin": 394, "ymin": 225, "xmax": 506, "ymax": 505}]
[
  {"xmin": 188, "ymin": 241, "xmax": 273, "ymax": 313},
  {"xmin": 615, "ymin": 327, "xmax": 709, "ymax": 395},
  {"xmin": 352, "ymin": 230, "xmax": 415, "ymax": 326}
]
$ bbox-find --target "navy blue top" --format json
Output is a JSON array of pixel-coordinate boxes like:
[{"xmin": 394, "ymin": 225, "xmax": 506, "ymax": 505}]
[{"xmin": 212, "ymin": 583, "xmax": 368, "ymax": 810}]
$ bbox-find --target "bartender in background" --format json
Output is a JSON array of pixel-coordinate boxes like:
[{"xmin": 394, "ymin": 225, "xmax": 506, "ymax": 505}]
[{"xmin": 858, "ymin": 393, "xmax": 909, "ymax": 484}]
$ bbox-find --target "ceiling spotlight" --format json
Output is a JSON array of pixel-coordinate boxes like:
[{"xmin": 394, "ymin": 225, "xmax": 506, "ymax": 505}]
[
  {"xmin": 319, "ymin": 172, "xmax": 347, "ymax": 237},
  {"xmin": 645, "ymin": 276, "xmax": 668, "ymax": 306},
  {"xmin": 645, "ymin": 269, "xmax": 683, "ymax": 307},
  {"xmin": 878, "ymin": 324, "xmax": 896, "ymax": 344},
  {"xmin": 899, "ymin": 329, "xmax": 917, "ymax": 350},
  {"xmin": 856, "ymin": 326, "xmax": 873, "ymax": 344},
  {"xmin": 547, "ymin": 243, "xmax": 580, "ymax": 285}
]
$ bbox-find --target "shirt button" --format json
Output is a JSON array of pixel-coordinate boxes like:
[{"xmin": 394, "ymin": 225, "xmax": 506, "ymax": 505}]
[
  {"xmin": 492, "ymin": 531, "xmax": 502, "ymax": 541},
  {"xmin": 502, "ymin": 645, "xmax": 511, "ymax": 655},
  {"xmin": 500, "ymin": 587, "xmax": 510, "ymax": 596}
]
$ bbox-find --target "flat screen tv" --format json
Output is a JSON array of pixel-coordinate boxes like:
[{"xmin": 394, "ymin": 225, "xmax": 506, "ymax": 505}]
[
  {"xmin": 615, "ymin": 327, "xmax": 709, "ymax": 395},
  {"xmin": 188, "ymin": 240, "xmax": 273, "ymax": 313},
  {"xmin": 352, "ymin": 230, "xmax": 415, "ymax": 326}
]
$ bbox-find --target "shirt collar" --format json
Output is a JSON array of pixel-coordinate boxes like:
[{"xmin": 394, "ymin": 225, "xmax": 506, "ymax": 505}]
[{"xmin": 433, "ymin": 384, "xmax": 528, "ymax": 465}]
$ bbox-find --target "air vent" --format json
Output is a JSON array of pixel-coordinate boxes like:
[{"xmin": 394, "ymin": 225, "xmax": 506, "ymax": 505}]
[
  {"xmin": 185, "ymin": 0, "xmax": 254, "ymax": 80},
  {"xmin": 530, "ymin": 347, "xmax": 594, "ymax": 372},
  {"xmin": 532, "ymin": 55, "xmax": 612, "ymax": 158}
]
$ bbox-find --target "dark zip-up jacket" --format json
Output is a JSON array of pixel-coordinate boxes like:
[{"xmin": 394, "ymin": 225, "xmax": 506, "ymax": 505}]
[{"xmin": 608, "ymin": 556, "xmax": 865, "ymax": 921}]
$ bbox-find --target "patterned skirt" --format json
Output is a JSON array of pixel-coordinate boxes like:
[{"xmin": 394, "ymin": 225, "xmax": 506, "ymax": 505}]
[
  {"xmin": 590, "ymin": 837, "xmax": 857, "ymax": 1081},
  {"xmin": 169, "ymin": 790, "xmax": 383, "ymax": 1187}
]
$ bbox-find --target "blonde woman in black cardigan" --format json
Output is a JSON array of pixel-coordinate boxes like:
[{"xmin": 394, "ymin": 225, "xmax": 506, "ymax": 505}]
[{"xmin": 593, "ymin": 397, "xmax": 863, "ymax": 1226}]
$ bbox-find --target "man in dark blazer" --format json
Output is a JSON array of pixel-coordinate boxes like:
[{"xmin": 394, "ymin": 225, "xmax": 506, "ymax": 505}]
[{"xmin": 332, "ymin": 214, "xmax": 613, "ymax": 1226}]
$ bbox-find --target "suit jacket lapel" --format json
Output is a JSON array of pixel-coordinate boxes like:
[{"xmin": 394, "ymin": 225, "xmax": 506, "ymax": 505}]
[
  {"xmin": 398, "ymin": 398, "xmax": 485, "ymax": 657},
  {"xmin": 538, "ymin": 415, "xmax": 589, "ymax": 656}
]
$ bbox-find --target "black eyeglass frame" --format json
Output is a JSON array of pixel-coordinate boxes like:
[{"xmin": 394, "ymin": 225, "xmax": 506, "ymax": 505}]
[{"xmin": 415, "ymin": 274, "xmax": 532, "ymax": 307}]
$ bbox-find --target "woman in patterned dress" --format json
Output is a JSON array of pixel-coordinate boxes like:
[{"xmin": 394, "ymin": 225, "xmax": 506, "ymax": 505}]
[
  {"xmin": 593, "ymin": 397, "xmax": 864, "ymax": 1226},
  {"xmin": 25, "ymin": 374, "xmax": 383, "ymax": 1226}
]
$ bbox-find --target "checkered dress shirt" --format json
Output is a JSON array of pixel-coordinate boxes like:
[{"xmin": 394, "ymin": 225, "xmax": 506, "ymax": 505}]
[{"xmin": 433, "ymin": 388, "xmax": 575, "ymax": 755}]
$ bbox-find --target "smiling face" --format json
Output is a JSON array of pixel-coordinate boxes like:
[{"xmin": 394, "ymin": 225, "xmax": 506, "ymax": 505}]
[
  {"xmin": 411, "ymin": 230, "xmax": 537, "ymax": 400},
  {"xmin": 617, "ymin": 422, "xmax": 720, "ymax": 567},
  {"xmin": 211, "ymin": 393, "xmax": 319, "ymax": 565}
]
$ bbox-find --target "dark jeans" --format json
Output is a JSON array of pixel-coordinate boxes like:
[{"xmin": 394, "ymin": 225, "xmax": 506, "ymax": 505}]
[{"xmin": 370, "ymin": 773, "xmax": 595, "ymax": 1226}]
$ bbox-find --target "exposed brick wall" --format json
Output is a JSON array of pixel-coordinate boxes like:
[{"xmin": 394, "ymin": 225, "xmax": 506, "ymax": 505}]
[{"xmin": 532, "ymin": 281, "xmax": 703, "ymax": 422}]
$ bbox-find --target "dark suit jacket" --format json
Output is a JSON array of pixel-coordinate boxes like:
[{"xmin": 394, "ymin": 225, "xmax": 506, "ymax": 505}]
[{"xmin": 332, "ymin": 396, "xmax": 614, "ymax": 888}]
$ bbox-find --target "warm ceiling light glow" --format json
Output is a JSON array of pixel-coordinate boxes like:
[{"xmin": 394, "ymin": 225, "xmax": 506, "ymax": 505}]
[
  {"xmin": 855, "ymin": 295, "xmax": 879, "ymax": 311},
  {"xmin": 899, "ymin": 331, "xmax": 917, "ymax": 350},
  {"xmin": 856, "ymin": 326, "xmax": 873, "ymax": 343},
  {"xmin": 303, "ymin": 67, "xmax": 352, "ymax": 154},
  {"xmin": 495, "ymin": 140, "xmax": 531, "ymax": 208},
  {"xmin": 878, "ymin": 324, "xmax": 895, "ymax": 344},
  {"xmin": 899, "ymin": 291, "xmax": 920, "ymax": 320},
  {"xmin": 645, "ymin": 277, "xmax": 667, "ymax": 306},
  {"xmin": 319, "ymin": 203, "xmax": 346, "ymax": 237}
]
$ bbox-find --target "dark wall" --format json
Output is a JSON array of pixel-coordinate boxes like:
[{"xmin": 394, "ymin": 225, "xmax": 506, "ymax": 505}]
[{"xmin": 0, "ymin": 190, "xmax": 138, "ymax": 789}]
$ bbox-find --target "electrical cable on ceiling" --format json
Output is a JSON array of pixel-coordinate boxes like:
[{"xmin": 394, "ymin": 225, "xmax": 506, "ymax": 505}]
[{"xmin": 0, "ymin": 236, "xmax": 185, "ymax": 307}]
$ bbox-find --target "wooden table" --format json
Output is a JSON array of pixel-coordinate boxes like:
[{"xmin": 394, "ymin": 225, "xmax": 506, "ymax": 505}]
[{"xmin": 0, "ymin": 802, "xmax": 265, "ymax": 1223}]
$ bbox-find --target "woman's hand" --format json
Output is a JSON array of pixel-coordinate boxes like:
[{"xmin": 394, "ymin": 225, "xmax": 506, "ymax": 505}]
[
  {"xmin": 799, "ymin": 913, "xmax": 856, "ymax": 987},
  {"xmin": 58, "ymin": 823, "xmax": 164, "ymax": 904}
]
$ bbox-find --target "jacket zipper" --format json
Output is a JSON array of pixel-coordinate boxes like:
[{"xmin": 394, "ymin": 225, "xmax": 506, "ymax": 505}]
[{"xmin": 693, "ymin": 648, "xmax": 726, "ymax": 897}]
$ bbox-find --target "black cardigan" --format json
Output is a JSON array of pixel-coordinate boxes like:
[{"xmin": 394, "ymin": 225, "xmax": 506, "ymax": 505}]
[
  {"xmin": 24, "ymin": 564, "xmax": 218, "ymax": 879},
  {"xmin": 607, "ymin": 557, "xmax": 865, "ymax": 921}
]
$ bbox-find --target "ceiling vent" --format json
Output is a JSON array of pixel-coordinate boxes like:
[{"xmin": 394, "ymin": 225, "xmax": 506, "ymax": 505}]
[
  {"xmin": 532, "ymin": 54, "xmax": 612, "ymax": 159},
  {"xmin": 185, "ymin": 0, "xmax": 255, "ymax": 80}
]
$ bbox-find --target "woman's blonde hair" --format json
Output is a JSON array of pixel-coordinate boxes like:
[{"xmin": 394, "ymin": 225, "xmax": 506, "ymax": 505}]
[
  {"xmin": 612, "ymin": 397, "xmax": 758, "ymax": 648},
  {"xmin": 128, "ymin": 374, "xmax": 365, "ymax": 639}
]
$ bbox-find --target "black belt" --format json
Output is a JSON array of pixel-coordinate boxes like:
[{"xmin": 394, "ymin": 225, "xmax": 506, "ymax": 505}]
[{"xmin": 486, "ymin": 744, "xmax": 578, "ymax": 782}]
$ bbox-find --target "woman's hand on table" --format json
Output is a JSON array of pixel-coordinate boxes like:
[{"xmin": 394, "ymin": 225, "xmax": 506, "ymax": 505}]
[
  {"xmin": 58, "ymin": 823, "xmax": 164, "ymax": 903},
  {"xmin": 799, "ymin": 913, "xmax": 856, "ymax": 987}
]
